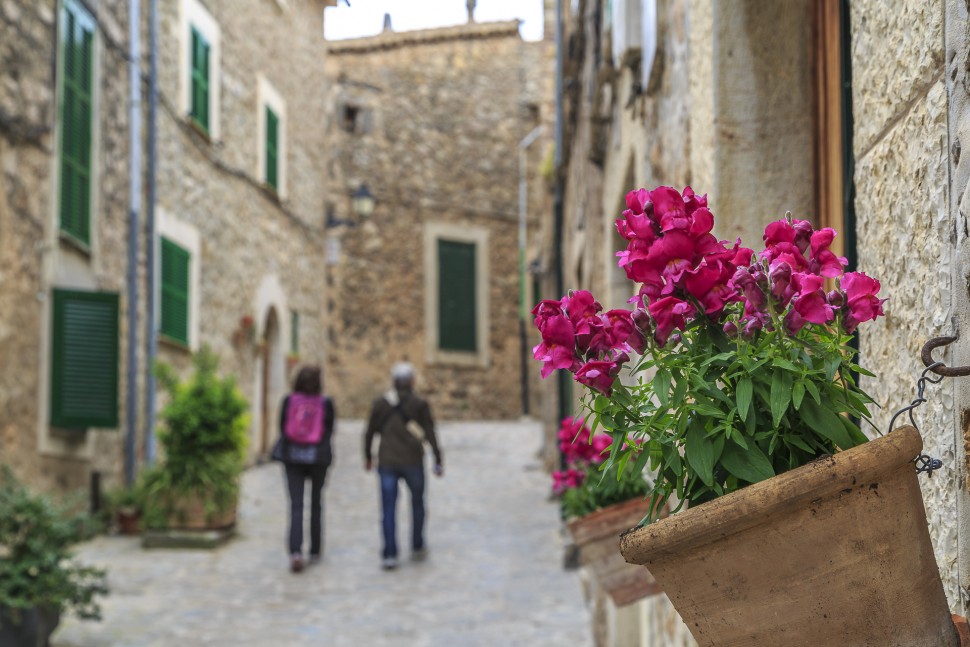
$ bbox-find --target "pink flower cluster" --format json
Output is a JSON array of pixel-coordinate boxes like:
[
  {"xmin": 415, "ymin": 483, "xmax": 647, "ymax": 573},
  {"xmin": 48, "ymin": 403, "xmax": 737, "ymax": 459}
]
[
  {"xmin": 551, "ymin": 417, "xmax": 612, "ymax": 495},
  {"xmin": 532, "ymin": 291, "xmax": 643, "ymax": 395},
  {"xmin": 533, "ymin": 186, "xmax": 887, "ymax": 396},
  {"xmin": 616, "ymin": 186, "xmax": 753, "ymax": 345}
]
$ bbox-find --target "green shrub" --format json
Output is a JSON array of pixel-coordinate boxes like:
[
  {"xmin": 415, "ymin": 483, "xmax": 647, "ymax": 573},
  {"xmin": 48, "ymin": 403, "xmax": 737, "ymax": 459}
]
[
  {"xmin": 0, "ymin": 467, "xmax": 108, "ymax": 622},
  {"xmin": 143, "ymin": 347, "xmax": 249, "ymax": 528}
]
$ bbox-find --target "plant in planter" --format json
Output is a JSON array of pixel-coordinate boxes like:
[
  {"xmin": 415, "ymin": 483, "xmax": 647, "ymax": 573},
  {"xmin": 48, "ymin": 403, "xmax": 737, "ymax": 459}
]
[
  {"xmin": 534, "ymin": 186, "xmax": 958, "ymax": 646},
  {"xmin": 0, "ymin": 467, "xmax": 108, "ymax": 647},
  {"xmin": 143, "ymin": 347, "xmax": 249, "ymax": 531},
  {"xmin": 552, "ymin": 417, "xmax": 658, "ymax": 606},
  {"xmin": 103, "ymin": 486, "xmax": 143, "ymax": 535}
]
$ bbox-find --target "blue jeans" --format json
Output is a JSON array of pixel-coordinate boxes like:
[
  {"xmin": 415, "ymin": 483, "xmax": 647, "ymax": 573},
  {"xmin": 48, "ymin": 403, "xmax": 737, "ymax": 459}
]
[{"xmin": 378, "ymin": 465, "xmax": 425, "ymax": 559}]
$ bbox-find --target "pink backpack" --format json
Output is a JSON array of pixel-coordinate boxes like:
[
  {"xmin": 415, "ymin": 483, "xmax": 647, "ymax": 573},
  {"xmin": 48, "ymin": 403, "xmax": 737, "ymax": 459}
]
[{"xmin": 284, "ymin": 394, "xmax": 325, "ymax": 445}]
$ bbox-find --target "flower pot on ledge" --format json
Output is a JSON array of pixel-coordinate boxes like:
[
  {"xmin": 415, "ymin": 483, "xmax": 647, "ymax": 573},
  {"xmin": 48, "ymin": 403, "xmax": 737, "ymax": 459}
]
[
  {"xmin": 567, "ymin": 497, "xmax": 663, "ymax": 607},
  {"xmin": 619, "ymin": 425, "xmax": 958, "ymax": 647}
]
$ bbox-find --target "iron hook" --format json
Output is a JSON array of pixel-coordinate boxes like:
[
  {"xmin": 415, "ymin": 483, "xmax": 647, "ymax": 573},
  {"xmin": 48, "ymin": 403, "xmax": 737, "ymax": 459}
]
[{"xmin": 920, "ymin": 335, "xmax": 970, "ymax": 377}]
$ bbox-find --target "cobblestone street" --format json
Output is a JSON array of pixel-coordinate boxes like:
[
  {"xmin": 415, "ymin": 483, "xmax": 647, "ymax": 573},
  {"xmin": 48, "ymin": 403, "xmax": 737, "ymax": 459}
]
[{"xmin": 52, "ymin": 420, "xmax": 592, "ymax": 647}]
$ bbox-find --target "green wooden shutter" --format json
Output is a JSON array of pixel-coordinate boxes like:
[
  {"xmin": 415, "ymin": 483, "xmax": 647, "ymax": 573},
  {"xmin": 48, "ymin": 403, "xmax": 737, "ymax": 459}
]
[
  {"xmin": 160, "ymin": 238, "xmax": 191, "ymax": 345},
  {"xmin": 266, "ymin": 107, "xmax": 279, "ymax": 191},
  {"xmin": 290, "ymin": 310, "xmax": 299, "ymax": 354},
  {"xmin": 51, "ymin": 289, "xmax": 119, "ymax": 428},
  {"xmin": 438, "ymin": 239, "xmax": 477, "ymax": 352},
  {"xmin": 190, "ymin": 27, "xmax": 210, "ymax": 132},
  {"xmin": 59, "ymin": 0, "xmax": 95, "ymax": 244}
]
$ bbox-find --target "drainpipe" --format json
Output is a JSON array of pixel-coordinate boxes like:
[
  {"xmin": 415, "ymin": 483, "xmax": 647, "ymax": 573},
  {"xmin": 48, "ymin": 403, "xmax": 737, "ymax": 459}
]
[
  {"xmin": 553, "ymin": 0, "xmax": 570, "ymax": 432},
  {"xmin": 125, "ymin": 0, "xmax": 141, "ymax": 486},
  {"xmin": 145, "ymin": 0, "xmax": 160, "ymax": 464},
  {"xmin": 518, "ymin": 125, "xmax": 544, "ymax": 417}
]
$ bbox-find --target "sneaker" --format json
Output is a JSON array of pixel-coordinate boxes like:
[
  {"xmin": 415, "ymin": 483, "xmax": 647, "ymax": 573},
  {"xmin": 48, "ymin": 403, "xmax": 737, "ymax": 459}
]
[
  {"xmin": 412, "ymin": 548, "xmax": 428, "ymax": 562},
  {"xmin": 381, "ymin": 556, "xmax": 399, "ymax": 570},
  {"xmin": 290, "ymin": 554, "xmax": 304, "ymax": 573}
]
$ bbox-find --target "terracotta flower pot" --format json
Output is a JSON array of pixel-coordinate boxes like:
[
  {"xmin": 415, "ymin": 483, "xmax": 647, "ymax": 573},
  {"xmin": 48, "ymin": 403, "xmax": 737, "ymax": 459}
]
[
  {"xmin": 166, "ymin": 493, "xmax": 237, "ymax": 530},
  {"xmin": 116, "ymin": 507, "xmax": 141, "ymax": 535},
  {"xmin": 567, "ymin": 497, "xmax": 662, "ymax": 607},
  {"xmin": 619, "ymin": 425, "xmax": 958, "ymax": 647}
]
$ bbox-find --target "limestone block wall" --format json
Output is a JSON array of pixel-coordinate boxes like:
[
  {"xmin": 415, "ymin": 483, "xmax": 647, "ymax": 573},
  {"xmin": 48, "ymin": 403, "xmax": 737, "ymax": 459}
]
[
  {"xmin": 154, "ymin": 0, "xmax": 331, "ymax": 458},
  {"xmin": 849, "ymin": 0, "xmax": 959, "ymax": 607},
  {"xmin": 324, "ymin": 23, "xmax": 544, "ymax": 420},
  {"xmin": 0, "ymin": 0, "xmax": 140, "ymax": 492}
]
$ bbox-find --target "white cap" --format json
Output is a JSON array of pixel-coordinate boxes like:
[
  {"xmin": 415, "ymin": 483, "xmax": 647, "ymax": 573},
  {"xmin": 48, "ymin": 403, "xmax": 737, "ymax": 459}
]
[{"xmin": 391, "ymin": 362, "xmax": 415, "ymax": 382}]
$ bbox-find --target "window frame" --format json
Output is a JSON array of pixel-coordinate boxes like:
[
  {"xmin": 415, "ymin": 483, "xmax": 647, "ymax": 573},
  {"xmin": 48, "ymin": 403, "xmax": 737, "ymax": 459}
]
[
  {"xmin": 50, "ymin": 288, "xmax": 120, "ymax": 429},
  {"xmin": 257, "ymin": 76, "xmax": 287, "ymax": 198},
  {"xmin": 180, "ymin": 0, "xmax": 221, "ymax": 140},
  {"xmin": 57, "ymin": 0, "xmax": 97, "ymax": 247},
  {"xmin": 424, "ymin": 223, "xmax": 490, "ymax": 368}
]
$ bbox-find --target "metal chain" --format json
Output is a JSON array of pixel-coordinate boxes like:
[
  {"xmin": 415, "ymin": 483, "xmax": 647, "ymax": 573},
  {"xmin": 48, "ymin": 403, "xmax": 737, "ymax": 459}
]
[{"xmin": 887, "ymin": 362, "xmax": 946, "ymax": 477}]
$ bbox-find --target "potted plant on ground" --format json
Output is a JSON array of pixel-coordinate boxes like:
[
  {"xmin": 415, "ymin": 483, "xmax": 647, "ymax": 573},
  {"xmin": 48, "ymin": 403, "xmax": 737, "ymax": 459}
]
[
  {"xmin": 553, "ymin": 417, "xmax": 659, "ymax": 607},
  {"xmin": 104, "ymin": 486, "xmax": 143, "ymax": 535},
  {"xmin": 0, "ymin": 467, "xmax": 108, "ymax": 647},
  {"xmin": 142, "ymin": 347, "xmax": 249, "ymax": 532},
  {"xmin": 533, "ymin": 186, "xmax": 958, "ymax": 646}
]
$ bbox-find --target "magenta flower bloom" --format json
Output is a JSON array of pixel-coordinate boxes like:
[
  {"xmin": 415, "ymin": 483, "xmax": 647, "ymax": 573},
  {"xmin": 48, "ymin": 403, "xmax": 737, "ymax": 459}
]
[
  {"xmin": 532, "ymin": 299, "xmax": 564, "ymax": 329},
  {"xmin": 684, "ymin": 263, "xmax": 739, "ymax": 316},
  {"xmin": 809, "ymin": 228, "xmax": 848, "ymax": 277},
  {"xmin": 651, "ymin": 186, "xmax": 690, "ymax": 232},
  {"xmin": 648, "ymin": 296, "xmax": 696, "ymax": 346},
  {"xmin": 533, "ymin": 315, "xmax": 579, "ymax": 378},
  {"xmin": 842, "ymin": 272, "xmax": 886, "ymax": 333},
  {"xmin": 552, "ymin": 468, "xmax": 586, "ymax": 495},
  {"xmin": 574, "ymin": 352, "xmax": 627, "ymax": 396}
]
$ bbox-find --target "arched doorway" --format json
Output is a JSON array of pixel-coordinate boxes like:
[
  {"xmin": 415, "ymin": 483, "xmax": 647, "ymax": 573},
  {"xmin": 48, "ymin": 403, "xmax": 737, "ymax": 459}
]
[{"xmin": 259, "ymin": 307, "xmax": 285, "ymax": 455}]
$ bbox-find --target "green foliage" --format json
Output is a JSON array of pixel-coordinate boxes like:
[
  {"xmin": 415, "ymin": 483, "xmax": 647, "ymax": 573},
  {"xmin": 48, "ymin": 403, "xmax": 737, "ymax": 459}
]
[
  {"xmin": 144, "ymin": 347, "xmax": 249, "ymax": 528},
  {"xmin": 561, "ymin": 460, "xmax": 652, "ymax": 520},
  {"xmin": 589, "ymin": 313, "xmax": 875, "ymax": 524},
  {"xmin": 0, "ymin": 467, "xmax": 108, "ymax": 622}
]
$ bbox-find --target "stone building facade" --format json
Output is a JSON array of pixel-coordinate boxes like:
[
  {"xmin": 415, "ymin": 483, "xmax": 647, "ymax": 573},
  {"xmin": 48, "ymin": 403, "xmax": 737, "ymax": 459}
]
[
  {"xmin": 0, "ymin": 0, "xmax": 336, "ymax": 494},
  {"xmin": 322, "ymin": 19, "xmax": 553, "ymax": 420},
  {"xmin": 544, "ymin": 0, "xmax": 970, "ymax": 644}
]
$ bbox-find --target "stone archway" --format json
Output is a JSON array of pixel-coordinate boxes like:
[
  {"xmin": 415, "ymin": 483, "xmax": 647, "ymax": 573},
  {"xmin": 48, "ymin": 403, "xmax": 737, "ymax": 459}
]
[{"xmin": 258, "ymin": 307, "xmax": 285, "ymax": 455}]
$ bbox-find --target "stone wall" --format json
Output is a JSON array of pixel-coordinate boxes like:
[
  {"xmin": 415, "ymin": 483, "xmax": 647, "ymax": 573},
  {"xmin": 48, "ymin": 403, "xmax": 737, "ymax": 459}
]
[
  {"xmin": 0, "ymin": 0, "xmax": 335, "ymax": 492},
  {"xmin": 323, "ymin": 22, "xmax": 549, "ymax": 420},
  {"xmin": 850, "ymin": 0, "xmax": 958, "ymax": 608}
]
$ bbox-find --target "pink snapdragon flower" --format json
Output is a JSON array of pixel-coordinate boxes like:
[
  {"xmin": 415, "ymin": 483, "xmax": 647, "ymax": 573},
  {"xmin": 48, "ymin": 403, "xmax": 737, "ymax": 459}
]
[
  {"xmin": 552, "ymin": 468, "xmax": 586, "ymax": 495},
  {"xmin": 533, "ymin": 315, "xmax": 579, "ymax": 378},
  {"xmin": 841, "ymin": 272, "xmax": 887, "ymax": 333}
]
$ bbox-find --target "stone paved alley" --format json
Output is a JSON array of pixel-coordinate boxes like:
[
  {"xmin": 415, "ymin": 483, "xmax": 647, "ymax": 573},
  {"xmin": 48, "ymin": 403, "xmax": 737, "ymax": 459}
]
[{"xmin": 52, "ymin": 420, "xmax": 593, "ymax": 647}]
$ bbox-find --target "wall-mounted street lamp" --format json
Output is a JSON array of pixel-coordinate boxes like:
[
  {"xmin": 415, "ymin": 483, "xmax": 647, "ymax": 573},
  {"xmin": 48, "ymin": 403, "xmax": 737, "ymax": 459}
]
[{"xmin": 351, "ymin": 183, "xmax": 376, "ymax": 218}]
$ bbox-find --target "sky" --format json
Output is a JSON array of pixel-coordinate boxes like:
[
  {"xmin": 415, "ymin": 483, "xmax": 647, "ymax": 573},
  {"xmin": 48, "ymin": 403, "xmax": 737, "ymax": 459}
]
[{"xmin": 324, "ymin": 0, "xmax": 544, "ymax": 42}]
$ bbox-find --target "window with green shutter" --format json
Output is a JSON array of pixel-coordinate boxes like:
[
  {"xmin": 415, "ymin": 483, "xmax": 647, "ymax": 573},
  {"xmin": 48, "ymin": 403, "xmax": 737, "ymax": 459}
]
[
  {"xmin": 438, "ymin": 239, "xmax": 477, "ymax": 352},
  {"xmin": 160, "ymin": 238, "xmax": 191, "ymax": 345},
  {"xmin": 59, "ymin": 0, "xmax": 95, "ymax": 245},
  {"xmin": 51, "ymin": 289, "xmax": 119, "ymax": 429},
  {"xmin": 266, "ymin": 106, "xmax": 279, "ymax": 191},
  {"xmin": 190, "ymin": 27, "xmax": 210, "ymax": 132},
  {"xmin": 290, "ymin": 310, "xmax": 299, "ymax": 354}
]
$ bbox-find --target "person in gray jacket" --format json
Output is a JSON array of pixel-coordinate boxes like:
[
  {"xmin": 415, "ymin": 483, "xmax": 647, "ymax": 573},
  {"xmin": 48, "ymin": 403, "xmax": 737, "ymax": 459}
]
[{"xmin": 364, "ymin": 362, "xmax": 443, "ymax": 570}]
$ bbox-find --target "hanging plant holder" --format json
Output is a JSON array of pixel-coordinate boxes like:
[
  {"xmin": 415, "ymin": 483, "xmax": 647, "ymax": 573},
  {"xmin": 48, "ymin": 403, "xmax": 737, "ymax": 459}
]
[{"xmin": 619, "ymin": 425, "xmax": 957, "ymax": 646}]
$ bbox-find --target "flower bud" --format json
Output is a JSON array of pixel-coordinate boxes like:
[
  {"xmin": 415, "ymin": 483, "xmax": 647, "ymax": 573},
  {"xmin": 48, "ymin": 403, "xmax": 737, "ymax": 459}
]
[
  {"xmin": 723, "ymin": 321, "xmax": 739, "ymax": 338},
  {"xmin": 632, "ymin": 308, "xmax": 652, "ymax": 332},
  {"xmin": 826, "ymin": 290, "xmax": 845, "ymax": 308}
]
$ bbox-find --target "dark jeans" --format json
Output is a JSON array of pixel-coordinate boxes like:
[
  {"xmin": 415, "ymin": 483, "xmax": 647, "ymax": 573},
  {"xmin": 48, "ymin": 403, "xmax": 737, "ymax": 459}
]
[
  {"xmin": 378, "ymin": 465, "xmax": 425, "ymax": 559},
  {"xmin": 284, "ymin": 463, "xmax": 329, "ymax": 556}
]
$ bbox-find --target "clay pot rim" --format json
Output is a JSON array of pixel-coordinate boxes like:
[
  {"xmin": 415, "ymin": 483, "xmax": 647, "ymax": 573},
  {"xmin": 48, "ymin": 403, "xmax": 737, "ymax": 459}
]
[{"xmin": 620, "ymin": 425, "xmax": 923, "ymax": 565}]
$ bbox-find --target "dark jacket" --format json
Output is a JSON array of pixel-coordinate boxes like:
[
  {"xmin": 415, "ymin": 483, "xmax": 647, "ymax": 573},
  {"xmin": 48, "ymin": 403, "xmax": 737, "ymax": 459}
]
[
  {"xmin": 273, "ymin": 395, "xmax": 335, "ymax": 466},
  {"xmin": 364, "ymin": 389, "xmax": 442, "ymax": 469}
]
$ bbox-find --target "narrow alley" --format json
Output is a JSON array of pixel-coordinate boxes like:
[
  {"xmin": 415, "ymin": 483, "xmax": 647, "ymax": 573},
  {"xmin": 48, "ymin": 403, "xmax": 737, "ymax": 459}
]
[{"xmin": 51, "ymin": 420, "xmax": 593, "ymax": 647}]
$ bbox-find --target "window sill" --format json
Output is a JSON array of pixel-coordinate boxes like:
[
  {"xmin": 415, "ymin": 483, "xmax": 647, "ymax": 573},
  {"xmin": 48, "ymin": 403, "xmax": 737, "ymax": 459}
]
[
  {"xmin": 159, "ymin": 334, "xmax": 192, "ymax": 353},
  {"xmin": 427, "ymin": 348, "xmax": 488, "ymax": 369},
  {"xmin": 59, "ymin": 230, "xmax": 92, "ymax": 257},
  {"xmin": 261, "ymin": 183, "xmax": 284, "ymax": 204},
  {"xmin": 186, "ymin": 116, "xmax": 212, "ymax": 143}
]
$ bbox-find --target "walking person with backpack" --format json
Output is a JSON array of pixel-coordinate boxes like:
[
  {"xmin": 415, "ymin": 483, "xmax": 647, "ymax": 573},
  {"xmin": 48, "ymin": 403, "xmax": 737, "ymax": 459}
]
[
  {"xmin": 272, "ymin": 365, "xmax": 335, "ymax": 573},
  {"xmin": 364, "ymin": 362, "xmax": 443, "ymax": 570}
]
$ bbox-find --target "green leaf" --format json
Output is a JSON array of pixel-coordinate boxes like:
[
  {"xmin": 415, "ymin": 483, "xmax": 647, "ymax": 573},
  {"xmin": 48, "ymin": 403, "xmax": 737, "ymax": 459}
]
[
  {"xmin": 736, "ymin": 378, "xmax": 753, "ymax": 421},
  {"xmin": 654, "ymin": 369, "xmax": 672, "ymax": 408},
  {"xmin": 804, "ymin": 379, "xmax": 821, "ymax": 404},
  {"xmin": 800, "ymin": 398, "xmax": 853, "ymax": 449},
  {"xmin": 770, "ymin": 371, "xmax": 793, "ymax": 427},
  {"xmin": 721, "ymin": 441, "xmax": 775, "ymax": 484},
  {"xmin": 672, "ymin": 371, "xmax": 688, "ymax": 404},
  {"xmin": 685, "ymin": 420, "xmax": 715, "ymax": 486},
  {"xmin": 792, "ymin": 381, "xmax": 805, "ymax": 410},
  {"xmin": 824, "ymin": 357, "xmax": 841, "ymax": 381},
  {"xmin": 773, "ymin": 359, "xmax": 799, "ymax": 372}
]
